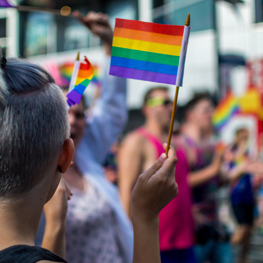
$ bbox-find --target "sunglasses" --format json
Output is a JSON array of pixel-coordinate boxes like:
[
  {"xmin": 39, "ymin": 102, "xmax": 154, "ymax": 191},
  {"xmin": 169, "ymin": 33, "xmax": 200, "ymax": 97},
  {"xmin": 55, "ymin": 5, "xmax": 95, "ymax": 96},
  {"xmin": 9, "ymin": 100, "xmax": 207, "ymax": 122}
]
[
  {"xmin": 146, "ymin": 97, "xmax": 173, "ymax": 108},
  {"xmin": 69, "ymin": 111, "xmax": 86, "ymax": 120}
]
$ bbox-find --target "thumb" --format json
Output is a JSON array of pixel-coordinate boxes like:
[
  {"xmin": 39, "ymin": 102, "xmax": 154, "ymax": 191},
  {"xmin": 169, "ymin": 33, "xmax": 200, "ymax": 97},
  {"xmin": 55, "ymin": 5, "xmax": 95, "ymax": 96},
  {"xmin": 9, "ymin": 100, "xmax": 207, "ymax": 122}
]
[{"xmin": 141, "ymin": 153, "xmax": 167, "ymax": 181}]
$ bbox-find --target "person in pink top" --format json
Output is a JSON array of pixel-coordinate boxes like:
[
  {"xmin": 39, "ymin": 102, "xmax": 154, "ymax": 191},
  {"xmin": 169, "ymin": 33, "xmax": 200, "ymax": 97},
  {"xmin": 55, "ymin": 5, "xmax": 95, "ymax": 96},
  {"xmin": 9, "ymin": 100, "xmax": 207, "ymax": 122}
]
[{"xmin": 118, "ymin": 87, "xmax": 197, "ymax": 263}]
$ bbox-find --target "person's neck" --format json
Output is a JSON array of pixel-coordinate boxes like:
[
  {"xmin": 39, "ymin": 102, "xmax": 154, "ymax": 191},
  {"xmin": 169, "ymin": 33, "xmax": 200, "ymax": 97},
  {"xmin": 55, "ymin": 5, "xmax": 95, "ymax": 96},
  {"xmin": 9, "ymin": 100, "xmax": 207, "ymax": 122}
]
[
  {"xmin": 144, "ymin": 120, "xmax": 167, "ymax": 141},
  {"xmin": 183, "ymin": 122, "xmax": 202, "ymax": 143},
  {"xmin": 0, "ymin": 185, "xmax": 47, "ymax": 250}
]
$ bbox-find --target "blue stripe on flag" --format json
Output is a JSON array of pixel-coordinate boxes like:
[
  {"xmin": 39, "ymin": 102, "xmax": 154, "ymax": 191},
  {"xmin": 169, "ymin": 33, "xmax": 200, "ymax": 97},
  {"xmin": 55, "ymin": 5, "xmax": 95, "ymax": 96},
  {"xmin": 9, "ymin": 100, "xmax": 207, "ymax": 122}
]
[
  {"xmin": 74, "ymin": 84, "xmax": 87, "ymax": 95},
  {"xmin": 110, "ymin": 56, "xmax": 178, "ymax": 75}
]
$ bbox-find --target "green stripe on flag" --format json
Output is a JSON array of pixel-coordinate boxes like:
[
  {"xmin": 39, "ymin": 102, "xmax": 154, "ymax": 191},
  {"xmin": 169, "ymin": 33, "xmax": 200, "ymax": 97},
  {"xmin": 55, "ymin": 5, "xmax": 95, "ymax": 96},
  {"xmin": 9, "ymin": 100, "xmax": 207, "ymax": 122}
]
[
  {"xmin": 112, "ymin": 47, "xmax": 180, "ymax": 67},
  {"xmin": 79, "ymin": 79, "xmax": 91, "ymax": 87}
]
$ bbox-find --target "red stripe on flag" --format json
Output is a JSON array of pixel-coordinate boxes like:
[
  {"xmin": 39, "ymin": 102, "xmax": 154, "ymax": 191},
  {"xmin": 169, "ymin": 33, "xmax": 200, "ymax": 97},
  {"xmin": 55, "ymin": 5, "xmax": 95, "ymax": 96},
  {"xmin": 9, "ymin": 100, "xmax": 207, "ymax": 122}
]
[
  {"xmin": 115, "ymin": 18, "xmax": 184, "ymax": 36},
  {"xmin": 79, "ymin": 63, "xmax": 91, "ymax": 70}
]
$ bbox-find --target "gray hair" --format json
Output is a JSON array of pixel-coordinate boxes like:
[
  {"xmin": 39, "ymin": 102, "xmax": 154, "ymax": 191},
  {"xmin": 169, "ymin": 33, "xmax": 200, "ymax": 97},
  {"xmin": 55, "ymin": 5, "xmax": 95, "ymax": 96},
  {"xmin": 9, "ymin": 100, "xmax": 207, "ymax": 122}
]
[{"xmin": 0, "ymin": 56, "xmax": 69, "ymax": 199}]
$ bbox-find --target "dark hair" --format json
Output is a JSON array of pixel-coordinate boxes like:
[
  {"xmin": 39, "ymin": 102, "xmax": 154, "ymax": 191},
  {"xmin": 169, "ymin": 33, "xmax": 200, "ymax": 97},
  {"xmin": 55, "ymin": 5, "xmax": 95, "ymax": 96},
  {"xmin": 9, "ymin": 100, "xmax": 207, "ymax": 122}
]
[
  {"xmin": 184, "ymin": 92, "xmax": 212, "ymax": 114},
  {"xmin": 143, "ymin": 87, "xmax": 168, "ymax": 106},
  {"xmin": 235, "ymin": 127, "xmax": 248, "ymax": 136}
]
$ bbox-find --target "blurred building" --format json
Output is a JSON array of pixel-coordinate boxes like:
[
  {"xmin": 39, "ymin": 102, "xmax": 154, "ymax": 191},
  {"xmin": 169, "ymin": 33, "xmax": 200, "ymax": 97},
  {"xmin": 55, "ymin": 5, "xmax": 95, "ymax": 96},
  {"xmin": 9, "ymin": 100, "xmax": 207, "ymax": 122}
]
[{"xmin": 1, "ymin": 0, "xmax": 263, "ymax": 109}]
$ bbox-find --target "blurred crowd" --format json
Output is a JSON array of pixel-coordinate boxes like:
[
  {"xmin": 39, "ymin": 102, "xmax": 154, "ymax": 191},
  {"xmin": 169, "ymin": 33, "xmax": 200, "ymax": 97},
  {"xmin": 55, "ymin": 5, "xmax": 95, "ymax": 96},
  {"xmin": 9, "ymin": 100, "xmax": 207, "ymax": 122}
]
[{"xmin": 1, "ymin": 7, "xmax": 263, "ymax": 263}]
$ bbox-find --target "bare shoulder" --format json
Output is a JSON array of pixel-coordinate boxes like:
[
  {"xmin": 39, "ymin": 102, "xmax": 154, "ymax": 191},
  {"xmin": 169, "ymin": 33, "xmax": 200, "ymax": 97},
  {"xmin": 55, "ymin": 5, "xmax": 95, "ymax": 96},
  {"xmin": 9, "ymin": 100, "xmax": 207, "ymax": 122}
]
[
  {"xmin": 36, "ymin": 261, "xmax": 63, "ymax": 263},
  {"xmin": 121, "ymin": 130, "xmax": 145, "ymax": 151}
]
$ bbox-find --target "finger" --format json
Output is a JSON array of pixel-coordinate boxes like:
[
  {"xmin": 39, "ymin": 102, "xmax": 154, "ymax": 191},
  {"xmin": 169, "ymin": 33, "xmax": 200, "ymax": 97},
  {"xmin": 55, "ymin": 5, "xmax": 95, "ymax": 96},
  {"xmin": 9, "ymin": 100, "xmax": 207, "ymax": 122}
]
[
  {"xmin": 163, "ymin": 143, "xmax": 169, "ymax": 152},
  {"xmin": 163, "ymin": 143, "xmax": 176, "ymax": 158},
  {"xmin": 153, "ymin": 149, "xmax": 177, "ymax": 179},
  {"xmin": 76, "ymin": 11, "xmax": 95, "ymax": 27},
  {"xmin": 165, "ymin": 144, "xmax": 175, "ymax": 159},
  {"xmin": 140, "ymin": 153, "xmax": 167, "ymax": 181}
]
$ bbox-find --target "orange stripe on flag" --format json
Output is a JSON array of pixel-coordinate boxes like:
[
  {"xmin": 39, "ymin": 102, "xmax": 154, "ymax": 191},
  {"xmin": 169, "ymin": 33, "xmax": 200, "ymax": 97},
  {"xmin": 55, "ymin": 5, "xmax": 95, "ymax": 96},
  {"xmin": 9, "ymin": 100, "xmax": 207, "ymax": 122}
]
[
  {"xmin": 114, "ymin": 27, "xmax": 183, "ymax": 46},
  {"xmin": 77, "ymin": 69, "xmax": 93, "ymax": 78}
]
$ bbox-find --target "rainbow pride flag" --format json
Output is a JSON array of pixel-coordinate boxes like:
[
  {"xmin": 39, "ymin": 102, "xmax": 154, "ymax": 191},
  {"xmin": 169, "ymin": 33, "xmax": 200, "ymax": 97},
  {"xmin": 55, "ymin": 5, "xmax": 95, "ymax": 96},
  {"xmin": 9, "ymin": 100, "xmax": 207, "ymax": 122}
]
[
  {"xmin": 109, "ymin": 18, "xmax": 190, "ymax": 86},
  {"xmin": 213, "ymin": 92, "xmax": 240, "ymax": 130},
  {"xmin": 67, "ymin": 54, "xmax": 94, "ymax": 107},
  {"xmin": 60, "ymin": 62, "xmax": 101, "ymax": 88},
  {"xmin": 235, "ymin": 155, "xmax": 248, "ymax": 166},
  {"xmin": 60, "ymin": 62, "xmax": 74, "ymax": 84},
  {"xmin": 0, "ymin": 0, "xmax": 15, "ymax": 7}
]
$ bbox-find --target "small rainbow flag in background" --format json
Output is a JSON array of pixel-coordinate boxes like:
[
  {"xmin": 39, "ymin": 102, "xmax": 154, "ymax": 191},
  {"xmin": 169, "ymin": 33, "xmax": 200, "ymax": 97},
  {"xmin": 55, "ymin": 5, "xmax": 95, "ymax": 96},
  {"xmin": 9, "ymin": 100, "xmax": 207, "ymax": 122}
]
[
  {"xmin": 60, "ymin": 62, "xmax": 101, "ymax": 88},
  {"xmin": 212, "ymin": 92, "xmax": 240, "ymax": 130},
  {"xmin": 109, "ymin": 18, "xmax": 190, "ymax": 86},
  {"xmin": 91, "ymin": 65, "xmax": 102, "ymax": 88},
  {"xmin": 0, "ymin": 0, "xmax": 15, "ymax": 8},
  {"xmin": 67, "ymin": 52, "xmax": 94, "ymax": 107},
  {"xmin": 60, "ymin": 62, "xmax": 74, "ymax": 84},
  {"xmin": 234, "ymin": 155, "xmax": 248, "ymax": 167}
]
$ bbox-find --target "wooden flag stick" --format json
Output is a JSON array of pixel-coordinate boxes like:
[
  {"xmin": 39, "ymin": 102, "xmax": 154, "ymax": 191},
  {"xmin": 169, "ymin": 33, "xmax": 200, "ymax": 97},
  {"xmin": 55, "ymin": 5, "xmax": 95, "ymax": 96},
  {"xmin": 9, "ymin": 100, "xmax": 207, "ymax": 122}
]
[
  {"xmin": 165, "ymin": 13, "xmax": 190, "ymax": 156},
  {"xmin": 166, "ymin": 86, "xmax": 180, "ymax": 155},
  {"xmin": 16, "ymin": 5, "xmax": 81, "ymax": 18}
]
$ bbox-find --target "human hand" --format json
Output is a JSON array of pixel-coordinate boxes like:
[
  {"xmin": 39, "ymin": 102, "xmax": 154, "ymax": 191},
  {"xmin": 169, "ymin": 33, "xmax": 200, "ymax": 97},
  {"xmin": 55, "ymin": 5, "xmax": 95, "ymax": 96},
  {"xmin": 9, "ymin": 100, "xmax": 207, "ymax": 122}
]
[
  {"xmin": 44, "ymin": 178, "xmax": 72, "ymax": 228},
  {"xmin": 244, "ymin": 161, "xmax": 263, "ymax": 174},
  {"xmin": 211, "ymin": 147, "xmax": 225, "ymax": 173},
  {"xmin": 42, "ymin": 178, "xmax": 72, "ymax": 258},
  {"xmin": 131, "ymin": 144, "xmax": 178, "ymax": 224},
  {"xmin": 74, "ymin": 11, "xmax": 113, "ymax": 54}
]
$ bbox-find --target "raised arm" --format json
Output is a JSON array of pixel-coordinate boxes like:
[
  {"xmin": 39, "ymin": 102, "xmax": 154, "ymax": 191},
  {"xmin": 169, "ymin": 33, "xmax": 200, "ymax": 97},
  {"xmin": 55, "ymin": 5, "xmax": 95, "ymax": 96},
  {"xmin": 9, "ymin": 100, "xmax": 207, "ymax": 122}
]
[
  {"xmin": 131, "ymin": 145, "xmax": 178, "ymax": 263},
  {"xmin": 42, "ymin": 179, "xmax": 72, "ymax": 259},
  {"xmin": 118, "ymin": 133, "xmax": 143, "ymax": 218},
  {"xmin": 188, "ymin": 151, "xmax": 222, "ymax": 188},
  {"xmin": 76, "ymin": 12, "xmax": 127, "ymax": 164}
]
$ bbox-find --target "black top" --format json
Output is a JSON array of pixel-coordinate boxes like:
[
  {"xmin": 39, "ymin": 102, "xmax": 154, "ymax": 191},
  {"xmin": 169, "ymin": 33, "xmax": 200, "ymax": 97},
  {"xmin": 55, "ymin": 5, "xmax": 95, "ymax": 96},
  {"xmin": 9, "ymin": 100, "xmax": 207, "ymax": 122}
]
[{"xmin": 0, "ymin": 245, "xmax": 67, "ymax": 263}]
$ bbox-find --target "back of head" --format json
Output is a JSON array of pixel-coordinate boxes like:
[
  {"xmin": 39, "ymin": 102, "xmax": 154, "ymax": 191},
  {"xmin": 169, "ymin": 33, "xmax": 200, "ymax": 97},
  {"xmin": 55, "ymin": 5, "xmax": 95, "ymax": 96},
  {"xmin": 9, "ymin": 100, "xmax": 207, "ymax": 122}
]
[{"xmin": 0, "ymin": 53, "xmax": 69, "ymax": 199}]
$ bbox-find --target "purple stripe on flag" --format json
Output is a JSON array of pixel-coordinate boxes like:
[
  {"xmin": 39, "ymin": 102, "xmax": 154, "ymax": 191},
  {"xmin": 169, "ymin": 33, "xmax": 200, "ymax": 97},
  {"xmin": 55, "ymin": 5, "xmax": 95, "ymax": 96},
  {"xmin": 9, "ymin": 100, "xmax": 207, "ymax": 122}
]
[
  {"xmin": 109, "ymin": 65, "xmax": 177, "ymax": 85},
  {"xmin": 0, "ymin": 0, "xmax": 15, "ymax": 7},
  {"xmin": 67, "ymin": 98, "xmax": 75, "ymax": 107},
  {"xmin": 67, "ymin": 90, "xmax": 82, "ymax": 104}
]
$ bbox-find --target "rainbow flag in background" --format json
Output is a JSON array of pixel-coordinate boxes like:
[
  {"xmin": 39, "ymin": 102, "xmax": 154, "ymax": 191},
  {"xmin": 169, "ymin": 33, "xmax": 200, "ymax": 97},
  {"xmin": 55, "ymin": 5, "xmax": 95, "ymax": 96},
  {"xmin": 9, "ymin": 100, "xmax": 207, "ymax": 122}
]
[
  {"xmin": 212, "ymin": 92, "xmax": 240, "ymax": 130},
  {"xmin": 60, "ymin": 62, "xmax": 101, "ymax": 88},
  {"xmin": 0, "ymin": 0, "xmax": 15, "ymax": 7},
  {"xmin": 91, "ymin": 65, "xmax": 102, "ymax": 88},
  {"xmin": 109, "ymin": 18, "xmax": 190, "ymax": 86},
  {"xmin": 67, "ymin": 56, "xmax": 94, "ymax": 107},
  {"xmin": 239, "ymin": 88, "xmax": 263, "ymax": 119},
  {"xmin": 235, "ymin": 155, "xmax": 248, "ymax": 166},
  {"xmin": 60, "ymin": 62, "xmax": 74, "ymax": 84}
]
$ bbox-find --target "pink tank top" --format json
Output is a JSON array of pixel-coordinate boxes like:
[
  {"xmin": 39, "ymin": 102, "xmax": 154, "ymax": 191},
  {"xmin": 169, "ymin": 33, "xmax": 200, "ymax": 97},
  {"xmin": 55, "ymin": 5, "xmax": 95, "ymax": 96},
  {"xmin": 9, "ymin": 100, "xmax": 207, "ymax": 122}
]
[{"xmin": 137, "ymin": 128, "xmax": 195, "ymax": 250}]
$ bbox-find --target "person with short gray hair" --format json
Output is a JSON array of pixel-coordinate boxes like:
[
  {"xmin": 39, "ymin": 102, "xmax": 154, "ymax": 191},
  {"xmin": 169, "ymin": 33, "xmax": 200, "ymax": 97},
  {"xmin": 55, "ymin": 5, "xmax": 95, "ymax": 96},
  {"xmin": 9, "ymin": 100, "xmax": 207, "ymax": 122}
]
[
  {"xmin": 0, "ymin": 51, "xmax": 75, "ymax": 262},
  {"xmin": 0, "ymin": 56, "xmax": 70, "ymax": 198}
]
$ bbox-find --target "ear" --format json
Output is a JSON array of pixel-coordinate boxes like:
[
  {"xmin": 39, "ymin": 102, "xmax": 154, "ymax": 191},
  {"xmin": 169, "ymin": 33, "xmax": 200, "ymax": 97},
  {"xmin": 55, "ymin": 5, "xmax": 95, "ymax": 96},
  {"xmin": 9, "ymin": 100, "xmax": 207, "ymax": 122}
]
[
  {"xmin": 143, "ymin": 105, "xmax": 152, "ymax": 117},
  {"xmin": 58, "ymin": 138, "xmax": 75, "ymax": 173}
]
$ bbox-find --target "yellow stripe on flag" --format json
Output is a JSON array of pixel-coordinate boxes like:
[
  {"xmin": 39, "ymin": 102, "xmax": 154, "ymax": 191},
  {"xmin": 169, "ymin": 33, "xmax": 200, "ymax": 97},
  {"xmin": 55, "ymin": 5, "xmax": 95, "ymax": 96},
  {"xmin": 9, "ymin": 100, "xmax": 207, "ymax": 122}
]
[{"xmin": 112, "ymin": 37, "xmax": 181, "ymax": 56}]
